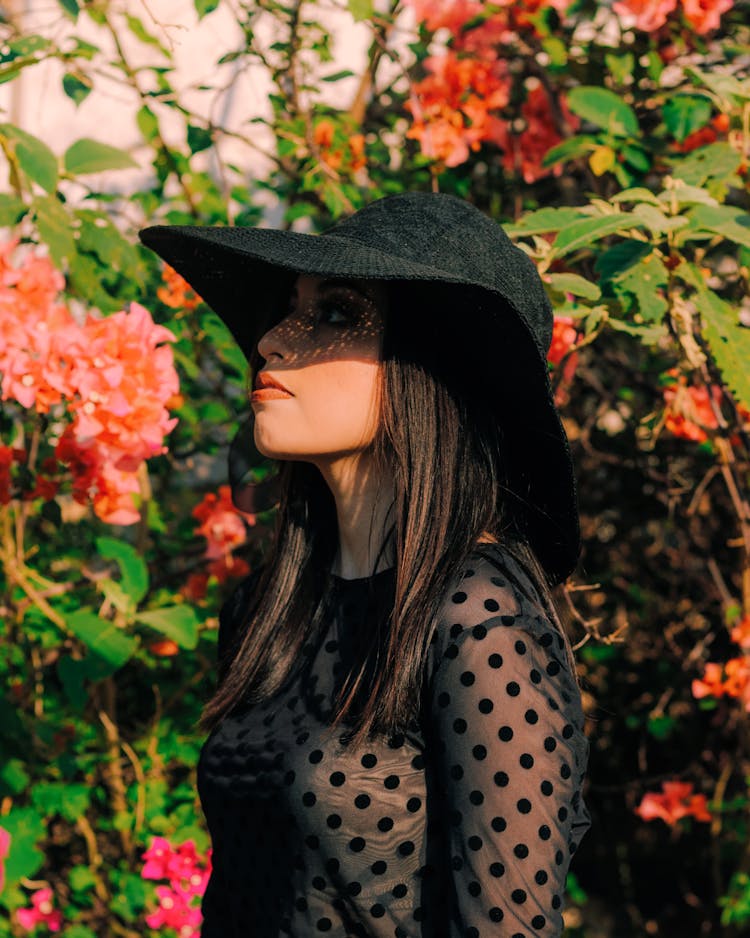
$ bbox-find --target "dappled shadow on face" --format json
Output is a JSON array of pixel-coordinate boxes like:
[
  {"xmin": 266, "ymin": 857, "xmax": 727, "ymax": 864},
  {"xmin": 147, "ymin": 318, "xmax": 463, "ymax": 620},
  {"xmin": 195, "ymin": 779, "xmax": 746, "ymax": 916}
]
[{"xmin": 254, "ymin": 275, "xmax": 389, "ymax": 370}]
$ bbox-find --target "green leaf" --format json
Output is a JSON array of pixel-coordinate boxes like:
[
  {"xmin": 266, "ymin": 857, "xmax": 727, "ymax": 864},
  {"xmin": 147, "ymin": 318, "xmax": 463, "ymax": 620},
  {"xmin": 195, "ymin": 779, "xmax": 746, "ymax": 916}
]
[
  {"xmin": 187, "ymin": 123, "xmax": 213, "ymax": 154},
  {"xmin": 631, "ymin": 203, "xmax": 688, "ymax": 234},
  {"xmin": 505, "ymin": 206, "xmax": 587, "ymax": 236},
  {"xmin": 136, "ymin": 105, "xmax": 160, "ymax": 143},
  {"xmin": 684, "ymin": 266, "xmax": 750, "ymax": 409},
  {"xmin": 96, "ymin": 536, "xmax": 149, "ymax": 605},
  {"xmin": 610, "ymin": 187, "xmax": 663, "ymax": 206},
  {"xmin": 195, "ymin": 0, "xmax": 221, "ymax": 17},
  {"xmin": 135, "ymin": 605, "xmax": 200, "ymax": 650},
  {"xmin": 595, "ymin": 239, "xmax": 653, "ymax": 282},
  {"xmin": 348, "ymin": 0, "xmax": 374, "ymax": 20},
  {"xmin": 0, "ymin": 758, "xmax": 30, "ymax": 795},
  {"xmin": 685, "ymin": 67, "xmax": 750, "ymax": 109},
  {"xmin": 66, "ymin": 609, "xmax": 137, "ymax": 670},
  {"xmin": 547, "ymin": 273, "xmax": 601, "ymax": 301},
  {"xmin": 0, "ymin": 807, "xmax": 46, "ymax": 882},
  {"xmin": 69, "ymin": 866, "xmax": 97, "ymax": 893},
  {"xmin": 64, "ymin": 138, "xmax": 138, "ymax": 175},
  {"xmin": 32, "ymin": 782, "xmax": 91, "ymax": 823},
  {"xmin": 126, "ymin": 14, "xmax": 172, "ymax": 58},
  {"xmin": 605, "ymin": 52, "xmax": 634, "ymax": 87},
  {"xmin": 57, "ymin": 655, "xmax": 112, "ymax": 710},
  {"xmin": 566, "ymin": 86, "xmax": 639, "ymax": 138},
  {"xmin": 670, "ymin": 142, "xmax": 743, "ymax": 186},
  {"xmin": 2, "ymin": 35, "xmax": 51, "ymax": 60},
  {"xmin": 551, "ymin": 214, "xmax": 642, "ymax": 258},
  {"xmin": 542, "ymin": 134, "xmax": 597, "ymax": 168},
  {"xmin": 0, "ymin": 193, "xmax": 27, "ymax": 226},
  {"xmin": 541, "ymin": 36, "xmax": 568, "ymax": 68},
  {"xmin": 58, "ymin": 0, "xmax": 79, "ymax": 20},
  {"xmin": 663, "ymin": 180, "xmax": 719, "ymax": 209},
  {"xmin": 321, "ymin": 69, "xmax": 356, "ymax": 82},
  {"xmin": 31, "ymin": 194, "xmax": 74, "ymax": 268},
  {"xmin": 62, "ymin": 70, "xmax": 93, "ymax": 106},
  {"xmin": 663, "ymin": 94, "xmax": 713, "ymax": 142},
  {"xmin": 621, "ymin": 145, "xmax": 650, "ymax": 173},
  {"xmin": 0, "ymin": 123, "xmax": 58, "ymax": 193},
  {"xmin": 684, "ymin": 204, "xmax": 750, "ymax": 250},
  {"xmin": 612, "ymin": 253, "xmax": 669, "ymax": 323}
]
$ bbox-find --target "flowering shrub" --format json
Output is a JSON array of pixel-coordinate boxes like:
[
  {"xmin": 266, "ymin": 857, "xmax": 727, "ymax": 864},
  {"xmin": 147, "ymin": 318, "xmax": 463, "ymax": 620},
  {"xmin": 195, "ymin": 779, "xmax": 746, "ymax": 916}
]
[
  {"xmin": 0, "ymin": 0, "xmax": 748, "ymax": 935},
  {"xmin": 140, "ymin": 837, "xmax": 212, "ymax": 937}
]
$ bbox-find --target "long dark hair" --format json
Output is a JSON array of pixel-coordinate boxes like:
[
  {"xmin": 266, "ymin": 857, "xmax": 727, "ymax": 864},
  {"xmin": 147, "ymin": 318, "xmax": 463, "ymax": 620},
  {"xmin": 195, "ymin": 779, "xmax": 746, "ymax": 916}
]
[{"xmin": 197, "ymin": 277, "xmax": 582, "ymax": 749}]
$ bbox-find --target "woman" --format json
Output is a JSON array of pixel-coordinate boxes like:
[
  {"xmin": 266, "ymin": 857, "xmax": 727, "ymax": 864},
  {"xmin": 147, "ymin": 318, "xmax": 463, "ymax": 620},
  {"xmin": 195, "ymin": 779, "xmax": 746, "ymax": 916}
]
[{"xmin": 139, "ymin": 191, "xmax": 593, "ymax": 937}]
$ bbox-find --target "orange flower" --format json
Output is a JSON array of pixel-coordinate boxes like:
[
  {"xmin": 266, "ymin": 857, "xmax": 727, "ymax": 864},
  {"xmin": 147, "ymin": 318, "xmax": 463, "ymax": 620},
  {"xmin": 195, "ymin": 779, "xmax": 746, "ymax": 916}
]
[
  {"xmin": 662, "ymin": 378, "xmax": 721, "ymax": 443},
  {"xmin": 321, "ymin": 149, "xmax": 344, "ymax": 171},
  {"xmin": 729, "ymin": 614, "xmax": 750, "ymax": 650},
  {"xmin": 192, "ymin": 484, "xmax": 255, "ymax": 561},
  {"xmin": 634, "ymin": 781, "xmax": 712, "ymax": 825},
  {"xmin": 692, "ymin": 661, "xmax": 728, "ymax": 700},
  {"xmin": 348, "ymin": 133, "xmax": 366, "ymax": 171},
  {"xmin": 157, "ymin": 264, "xmax": 202, "ymax": 311},
  {"xmin": 149, "ymin": 639, "xmax": 180, "ymax": 657},
  {"xmin": 692, "ymin": 656, "xmax": 750, "ymax": 711},
  {"xmin": 314, "ymin": 119, "xmax": 336, "ymax": 149}
]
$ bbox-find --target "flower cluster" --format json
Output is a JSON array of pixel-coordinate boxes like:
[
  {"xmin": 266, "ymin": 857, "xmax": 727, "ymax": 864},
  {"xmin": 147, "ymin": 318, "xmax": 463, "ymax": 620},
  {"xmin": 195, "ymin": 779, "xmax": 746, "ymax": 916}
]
[
  {"xmin": 548, "ymin": 314, "xmax": 582, "ymax": 407},
  {"xmin": 157, "ymin": 264, "xmax": 203, "ymax": 312},
  {"xmin": 313, "ymin": 120, "xmax": 367, "ymax": 174},
  {"xmin": 0, "ymin": 240, "xmax": 181, "ymax": 525},
  {"xmin": 141, "ymin": 836, "xmax": 212, "ymax": 937},
  {"xmin": 692, "ymin": 613, "xmax": 750, "ymax": 712},
  {"xmin": 16, "ymin": 887, "xmax": 64, "ymax": 932},
  {"xmin": 0, "ymin": 825, "xmax": 9, "ymax": 893},
  {"xmin": 180, "ymin": 484, "xmax": 255, "ymax": 600},
  {"xmin": 403, "ymin": 0, "xmax": 579, "ymax": 175},
  {"xmin": 634, "ymin": 780, "xmax": 712, "ymax": 825},
  {"xmin": 661, "ymin": 368, "xmax": 750, "ymax": 448},
  {"xmin": 613, "ymin": 0, "xmax": 734, "ymax": 34}
]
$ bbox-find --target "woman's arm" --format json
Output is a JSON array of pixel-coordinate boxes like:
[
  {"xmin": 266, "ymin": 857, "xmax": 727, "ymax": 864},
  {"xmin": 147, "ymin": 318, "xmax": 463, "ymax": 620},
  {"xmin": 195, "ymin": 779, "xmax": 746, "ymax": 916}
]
[{"xmin": 425, "ymin": 560, "xmax": 592, "ymax": 936}]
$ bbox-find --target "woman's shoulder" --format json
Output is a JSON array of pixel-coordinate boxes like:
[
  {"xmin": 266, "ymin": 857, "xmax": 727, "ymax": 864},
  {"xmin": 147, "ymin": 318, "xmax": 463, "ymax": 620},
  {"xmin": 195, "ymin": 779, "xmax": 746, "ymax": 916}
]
[
  {"xmin": 437, "ymin": 541, "xmax": 551, "ymax": 631},
  {"xmin": 424, "ymin": 541, "xmax": 565, "ymax": 676}
]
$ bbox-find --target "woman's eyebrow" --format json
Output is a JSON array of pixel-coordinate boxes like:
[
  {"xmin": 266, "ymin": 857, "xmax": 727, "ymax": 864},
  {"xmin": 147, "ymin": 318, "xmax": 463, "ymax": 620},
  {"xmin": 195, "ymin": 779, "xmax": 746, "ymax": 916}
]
[{"xmin": 291, "ymin": 279, "xmax": 374, "ymax": 300}]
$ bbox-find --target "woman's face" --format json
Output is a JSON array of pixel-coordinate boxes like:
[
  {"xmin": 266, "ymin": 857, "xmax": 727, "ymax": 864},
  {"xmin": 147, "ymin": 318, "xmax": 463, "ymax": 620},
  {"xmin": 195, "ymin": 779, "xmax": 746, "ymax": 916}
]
[{"xmin": 251, "ymin": 273, "xmax": 388, "ymax": 463}]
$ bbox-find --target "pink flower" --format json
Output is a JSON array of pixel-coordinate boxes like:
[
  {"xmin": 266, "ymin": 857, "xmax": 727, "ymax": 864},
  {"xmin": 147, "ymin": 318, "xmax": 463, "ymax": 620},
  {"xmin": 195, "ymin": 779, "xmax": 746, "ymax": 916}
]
[
  {"xmin": 141, "ymin": 837, "xmax": 212, "ymax": 938},
  {"xmin": 0, "ymin": 826, "xmax": 10, "ymax": 893},
  {"xmin": 680, "ymin": 0, "xmax": 734, "ymax": 33},
  {"xmin": 613, "ymin": 0, "xmax": 678, "ymax": 30},
  {"xmin": 16, "ymin": 887, "xmax": 64, "ymax": 932}
]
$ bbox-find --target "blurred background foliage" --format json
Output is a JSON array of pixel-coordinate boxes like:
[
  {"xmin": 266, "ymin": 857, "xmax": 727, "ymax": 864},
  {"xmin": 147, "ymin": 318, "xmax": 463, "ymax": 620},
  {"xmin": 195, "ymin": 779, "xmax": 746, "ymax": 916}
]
[{"xmin": 0, "ymin": 0, "xmax": 749, "ymax": 935}]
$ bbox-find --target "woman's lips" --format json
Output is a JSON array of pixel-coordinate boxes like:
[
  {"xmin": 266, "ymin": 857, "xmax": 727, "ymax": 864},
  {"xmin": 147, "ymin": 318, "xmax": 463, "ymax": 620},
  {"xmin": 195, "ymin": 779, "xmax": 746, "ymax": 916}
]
[{"xmin": 251, "ymin": 388, "xmax": 294, "ymax": 402}]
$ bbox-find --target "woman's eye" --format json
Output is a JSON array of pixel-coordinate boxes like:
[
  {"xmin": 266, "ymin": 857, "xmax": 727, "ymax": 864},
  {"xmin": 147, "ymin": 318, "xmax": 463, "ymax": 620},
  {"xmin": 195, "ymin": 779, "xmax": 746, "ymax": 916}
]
[{"xmin": 314, "ymin": 300, "xmax": 353, "ymax": 327}]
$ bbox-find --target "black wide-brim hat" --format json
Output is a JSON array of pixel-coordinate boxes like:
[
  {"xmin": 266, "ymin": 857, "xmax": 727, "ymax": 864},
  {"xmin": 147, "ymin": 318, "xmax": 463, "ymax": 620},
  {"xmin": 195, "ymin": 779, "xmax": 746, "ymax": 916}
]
[{"xmin": 139, "ymin": 190, "xmax": 581, "ymax": 586}]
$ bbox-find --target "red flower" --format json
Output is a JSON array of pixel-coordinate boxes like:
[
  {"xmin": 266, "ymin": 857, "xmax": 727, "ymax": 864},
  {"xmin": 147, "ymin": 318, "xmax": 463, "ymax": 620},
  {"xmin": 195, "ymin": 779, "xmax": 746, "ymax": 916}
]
[{"xmin": 634, "ymin": 781, "xmax": 712, "ymax": 825}]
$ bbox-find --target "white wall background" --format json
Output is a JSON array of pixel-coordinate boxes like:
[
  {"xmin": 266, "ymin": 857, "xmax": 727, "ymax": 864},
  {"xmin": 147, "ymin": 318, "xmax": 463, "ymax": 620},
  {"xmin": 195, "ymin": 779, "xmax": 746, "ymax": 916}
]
[{"xmin": 2, "ymin": 0, "xmax": 419, "ymax": 222}]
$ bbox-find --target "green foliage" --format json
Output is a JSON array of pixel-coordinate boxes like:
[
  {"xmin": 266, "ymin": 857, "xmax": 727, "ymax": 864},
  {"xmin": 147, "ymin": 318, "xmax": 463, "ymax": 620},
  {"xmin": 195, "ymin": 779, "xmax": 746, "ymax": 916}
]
[{"xmin": 0, "ymin": 2, "xmax": 748, "ymax": 935}]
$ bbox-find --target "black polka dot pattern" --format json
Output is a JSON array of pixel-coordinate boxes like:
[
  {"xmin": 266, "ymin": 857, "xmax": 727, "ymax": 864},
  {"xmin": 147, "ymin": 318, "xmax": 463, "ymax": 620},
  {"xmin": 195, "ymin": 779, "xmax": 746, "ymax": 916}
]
[{"xmin": 196, "ymin": 546, "xmax": 592, "ymax": 936}]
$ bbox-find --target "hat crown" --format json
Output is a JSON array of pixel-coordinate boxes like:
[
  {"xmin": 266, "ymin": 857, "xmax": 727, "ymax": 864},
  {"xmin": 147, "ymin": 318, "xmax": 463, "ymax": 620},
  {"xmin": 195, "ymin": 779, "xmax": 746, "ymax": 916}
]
[{"xmin": 324, "ymin": 192, "xmax": 554, "ymax": 356}]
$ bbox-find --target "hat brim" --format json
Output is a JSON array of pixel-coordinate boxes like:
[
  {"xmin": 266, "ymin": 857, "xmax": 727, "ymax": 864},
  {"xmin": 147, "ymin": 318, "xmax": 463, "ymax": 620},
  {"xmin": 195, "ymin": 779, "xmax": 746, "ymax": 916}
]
[
  {"xmin": 138, "ymin": 224, "xmax": 550, "ymax": 363},
  {"xmin": 138, "ymin": 224, "xmax": 580, "ymax": 584}
]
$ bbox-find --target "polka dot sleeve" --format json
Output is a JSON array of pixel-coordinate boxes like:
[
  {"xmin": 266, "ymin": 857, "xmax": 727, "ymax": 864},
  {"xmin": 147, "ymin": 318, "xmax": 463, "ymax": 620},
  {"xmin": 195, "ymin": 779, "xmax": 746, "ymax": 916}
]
[{"xmin": 425, "ymin": 548, "xmax": 592, "ymax": 937}]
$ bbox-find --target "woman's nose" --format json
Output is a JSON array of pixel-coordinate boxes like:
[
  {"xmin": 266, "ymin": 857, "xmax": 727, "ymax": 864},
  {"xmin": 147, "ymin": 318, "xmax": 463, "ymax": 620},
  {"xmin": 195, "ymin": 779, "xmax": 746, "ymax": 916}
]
[{"xmin": 256, "ymin": 315, "xmax": 293, "ymax": 362}]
